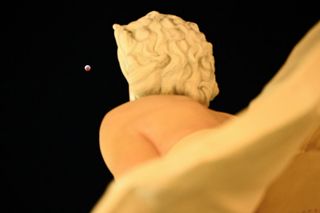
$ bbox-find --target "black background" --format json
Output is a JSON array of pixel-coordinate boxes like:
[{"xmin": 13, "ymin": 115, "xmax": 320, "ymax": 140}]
[{"xmin": 2, "ymin": 1, "xmax": 319, "ymax": 212}]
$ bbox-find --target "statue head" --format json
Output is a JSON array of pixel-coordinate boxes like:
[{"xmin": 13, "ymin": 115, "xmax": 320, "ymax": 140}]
[{"xmin": 113, "ymin": 11, "xmax": 219, "ymax": 106}]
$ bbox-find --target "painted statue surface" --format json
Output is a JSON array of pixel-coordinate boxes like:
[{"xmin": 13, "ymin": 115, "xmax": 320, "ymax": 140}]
[{"xmin": 93, "ymin": 11, "xmax": 320, "ymax": 213}]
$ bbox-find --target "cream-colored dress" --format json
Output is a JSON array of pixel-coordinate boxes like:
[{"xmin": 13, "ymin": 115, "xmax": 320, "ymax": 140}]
[{"xmin": 256, "ymin": 127, "xmax": 320, "ymax": 212}]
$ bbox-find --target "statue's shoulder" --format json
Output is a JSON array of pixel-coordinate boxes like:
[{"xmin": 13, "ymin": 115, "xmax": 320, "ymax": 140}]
[
  {"xmin": 100, "ymin": 101, "xmax": 136, "ymax": 131},
  {"xmin": 100, "ymin": 95, "xmax": 198, "ymax": 131}
]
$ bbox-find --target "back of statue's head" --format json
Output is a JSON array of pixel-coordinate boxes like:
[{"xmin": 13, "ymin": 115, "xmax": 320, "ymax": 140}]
[{"xmin": 113, "ymin": 11, "xmax": 219, "ymax": 106}]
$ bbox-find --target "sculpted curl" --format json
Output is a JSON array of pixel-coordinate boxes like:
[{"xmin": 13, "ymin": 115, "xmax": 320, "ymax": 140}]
[{"xmin": 113, "ymin": 11, "xmax": 219, "ymax": 106}]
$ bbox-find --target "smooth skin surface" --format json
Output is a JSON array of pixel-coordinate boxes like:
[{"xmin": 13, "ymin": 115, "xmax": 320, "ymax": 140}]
[{"xmin": 99, "ymin": 95, "xmax": 233, "ymax": 179}]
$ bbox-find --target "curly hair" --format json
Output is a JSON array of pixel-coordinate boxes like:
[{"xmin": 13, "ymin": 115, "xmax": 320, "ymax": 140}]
[{"xmin": 113, "ymin": 11, "xmax": 219, "ymax": 106}]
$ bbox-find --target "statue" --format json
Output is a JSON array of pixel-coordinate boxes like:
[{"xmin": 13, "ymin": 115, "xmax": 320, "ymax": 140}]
[
  {"xmin": 99, "ymin": 11, "xmax": 233, "ymax": 179},
  {"xmin": 92, "ymin": 11, "xmax": 320, "ymax": 213}
]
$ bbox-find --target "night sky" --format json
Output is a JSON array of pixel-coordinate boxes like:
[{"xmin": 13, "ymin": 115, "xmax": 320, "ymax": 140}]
[{"xmin": 2, "ymin": 1, "xmax": 319, "ymax": 212}]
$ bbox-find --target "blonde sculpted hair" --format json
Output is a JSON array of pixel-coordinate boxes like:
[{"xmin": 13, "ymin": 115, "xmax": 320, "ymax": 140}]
[{"xmin": 113, "ymin": 11, "xmax": 219, "ymax": 106}]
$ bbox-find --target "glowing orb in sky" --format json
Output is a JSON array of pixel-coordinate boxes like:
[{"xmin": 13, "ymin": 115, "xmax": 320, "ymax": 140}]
[{"xmin": 84, "ymin": 65, "xmax": 91, "ymax": 72}]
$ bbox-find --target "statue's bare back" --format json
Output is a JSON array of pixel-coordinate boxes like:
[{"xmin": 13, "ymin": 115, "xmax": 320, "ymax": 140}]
[{"xmin": 99, "ymin": 95, "xmax": 233, "ymax": 178}]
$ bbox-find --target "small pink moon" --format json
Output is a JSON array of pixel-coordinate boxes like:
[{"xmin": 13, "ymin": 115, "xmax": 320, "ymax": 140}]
[{"xmin": 84, "ymin": 65, "xmax": 91, "ymax": 72}]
